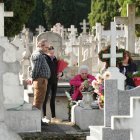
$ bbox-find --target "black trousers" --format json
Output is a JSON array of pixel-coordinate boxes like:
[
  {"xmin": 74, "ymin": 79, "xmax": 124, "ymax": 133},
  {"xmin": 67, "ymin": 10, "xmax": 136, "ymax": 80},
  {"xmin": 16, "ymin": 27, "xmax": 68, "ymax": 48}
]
[{"xmin": 42, "ymin": 82, "xmax": 57, "ymax": 118}]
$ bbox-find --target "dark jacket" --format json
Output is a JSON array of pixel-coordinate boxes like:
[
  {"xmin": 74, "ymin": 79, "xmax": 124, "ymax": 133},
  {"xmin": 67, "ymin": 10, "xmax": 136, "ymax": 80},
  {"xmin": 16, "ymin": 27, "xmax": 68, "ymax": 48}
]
[
  {"xmin": 119, "ymin": 62, "xmax": 137, "ymax": 87},
  {"xmin": 43, "ymin": 54, "xmax": 58, "ymax": 84},
  {"xmin": 31, "ymin": 49, "xmax": 51, "ymax": 80}
]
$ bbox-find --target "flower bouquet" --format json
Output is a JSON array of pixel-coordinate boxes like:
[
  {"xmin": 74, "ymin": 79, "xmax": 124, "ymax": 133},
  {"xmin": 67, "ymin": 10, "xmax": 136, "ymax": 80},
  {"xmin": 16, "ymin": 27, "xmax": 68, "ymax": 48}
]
[
  {"xmin": 92, "ymin": 74, "xmax": 104, "ymax": 109},
  {"xmin": 57, "ymin": 59, "xmax": 68, "ymax": 73}
]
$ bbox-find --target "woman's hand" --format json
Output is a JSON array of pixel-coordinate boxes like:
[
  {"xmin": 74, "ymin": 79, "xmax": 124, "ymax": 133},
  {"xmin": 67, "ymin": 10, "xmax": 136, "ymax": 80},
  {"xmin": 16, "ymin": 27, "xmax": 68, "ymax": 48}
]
[{"xmin": 57, "ymin": 72, "xmax": 63, "ymax": 79}]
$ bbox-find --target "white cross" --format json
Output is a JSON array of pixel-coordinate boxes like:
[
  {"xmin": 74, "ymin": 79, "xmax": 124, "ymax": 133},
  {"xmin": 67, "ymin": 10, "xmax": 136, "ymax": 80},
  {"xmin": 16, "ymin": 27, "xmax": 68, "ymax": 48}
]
[
  {"xmin": 36, "ymin": 25, "xmax": 45, "ymax": 34},
  {"xmin": 103, "ymin": 22, "xmax": 123, "ymax": 67},
  {"xmin": 68, "ymin": 25, "xmax": 77, "ymax": 36},
  {"xmin": 68, "ymin": 25, "xmax": 77, "ymax": 45},
  {"xmin": 114, "ymin": 4, "xmax": 140, "ymax": 54},
  {"xmin": 112, "ymin": 97, "xmax": 140, "ymax": 140},
  {"xmin": 51, "ymin": 23, "xmax": 63, "ymax": 35},
  {"xmin": 80, "ymin": 19, "xmax": 89, "ymax": 34},
  {"xmin": 0, "ymin": 3, "xmax": 13, "ymax": 36},
  {"xmin": 95, "ymin": 23, "xmax": 104, "ymax": 53}
]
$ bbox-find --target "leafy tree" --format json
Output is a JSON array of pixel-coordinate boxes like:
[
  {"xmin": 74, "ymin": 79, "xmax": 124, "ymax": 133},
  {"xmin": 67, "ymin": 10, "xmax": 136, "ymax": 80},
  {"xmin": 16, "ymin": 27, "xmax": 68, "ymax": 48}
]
[
  {"xmin": 4, "ymin": 0, "xmax": 35, "ymax": 37},
  {"xmin": 88, "ymin": 0, "xmax": 120, "ymax": 30},
  {"xmin": 43, "ymin": 0, "xmax": 91, "ymax": 33},
  {"xmin": 26, "ymin": 0, "xmax": 47, "ymax": 34}
]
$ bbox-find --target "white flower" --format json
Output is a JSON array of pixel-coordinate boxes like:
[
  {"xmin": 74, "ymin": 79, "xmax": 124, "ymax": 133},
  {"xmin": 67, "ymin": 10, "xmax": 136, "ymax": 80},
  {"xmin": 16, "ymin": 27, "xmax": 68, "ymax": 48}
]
[{"xmin": 103, "ymin": 71, "xmax": 111, "ymax": 80}]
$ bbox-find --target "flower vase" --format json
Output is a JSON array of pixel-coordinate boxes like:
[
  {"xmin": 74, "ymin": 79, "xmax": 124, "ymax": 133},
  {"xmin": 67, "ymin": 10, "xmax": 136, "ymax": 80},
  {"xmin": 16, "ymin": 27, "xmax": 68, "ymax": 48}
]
[{"xmin": 81, "ymin": 92, "xmax": 93, "ymax": 109}]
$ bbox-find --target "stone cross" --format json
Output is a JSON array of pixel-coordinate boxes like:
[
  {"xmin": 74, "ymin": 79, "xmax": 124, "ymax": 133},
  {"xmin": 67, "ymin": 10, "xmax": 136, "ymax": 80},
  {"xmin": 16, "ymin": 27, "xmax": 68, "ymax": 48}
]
[
  {"xmin": 51, "ymin": 23, "xmax": 63, "ymax": 35},
  {"xmin": 0, "ymin": 3, "xmax": 13, "ymax": 36},
  {"xmin": 80, "ymin": 19, "xmax": 89, "ymax": 34},
  {"xmin": 95, "ymin": 23, "xmax": 104, "ymax": 64},
  {"xmin": 68, "ymin": 25, "xmax": 77, "ymax": 45},
  {"xmin": 112, "ymin": 97, "xmax": 140, "ymax": 140},
  {"xmin": 114, "ymin": 4, "xmax": 140, "ymax": 54},
  {"xmin": 36, "ymin": 25, "xmax": 45, "ymax": 34},
  {"xmin": 103, "ymin": 22, "xmax": 123, "ymax": 67},
  {"xmin": 68, "ymin": 25, "xmax": 77, "ymax": 36}
]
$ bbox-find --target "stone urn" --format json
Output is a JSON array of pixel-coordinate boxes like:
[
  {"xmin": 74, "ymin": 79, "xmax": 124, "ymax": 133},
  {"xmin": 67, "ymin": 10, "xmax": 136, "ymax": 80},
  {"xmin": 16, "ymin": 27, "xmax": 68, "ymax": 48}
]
[{"xmin": 80, "ymin": 92, "xmax": 93, "ymax": 109}]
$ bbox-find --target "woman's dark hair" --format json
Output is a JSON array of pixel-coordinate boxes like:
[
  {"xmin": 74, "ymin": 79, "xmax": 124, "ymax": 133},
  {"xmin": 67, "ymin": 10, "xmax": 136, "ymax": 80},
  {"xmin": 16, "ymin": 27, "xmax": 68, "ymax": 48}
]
[{"xmin": 124, "ymin": 51, "xmax": 133, "ymax": 64}]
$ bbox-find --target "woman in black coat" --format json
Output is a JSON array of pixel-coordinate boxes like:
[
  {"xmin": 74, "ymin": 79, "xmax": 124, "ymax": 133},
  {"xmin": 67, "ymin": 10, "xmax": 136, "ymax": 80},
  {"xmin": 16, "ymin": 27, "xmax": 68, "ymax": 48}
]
[
  {"xmin": 118, "ymin": 51, "xmax": 137, "ymax": 90},
  {"xmin": 42, "ymin": 46, "xmax": 62, "ymax": 123}
]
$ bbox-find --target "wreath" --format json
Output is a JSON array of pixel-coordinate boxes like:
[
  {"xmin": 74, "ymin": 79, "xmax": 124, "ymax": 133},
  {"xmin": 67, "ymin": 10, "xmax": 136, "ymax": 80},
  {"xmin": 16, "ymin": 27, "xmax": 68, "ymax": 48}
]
[{"xmin": 98, "ymin": 45, "xmax": 125, "ymax": 67}]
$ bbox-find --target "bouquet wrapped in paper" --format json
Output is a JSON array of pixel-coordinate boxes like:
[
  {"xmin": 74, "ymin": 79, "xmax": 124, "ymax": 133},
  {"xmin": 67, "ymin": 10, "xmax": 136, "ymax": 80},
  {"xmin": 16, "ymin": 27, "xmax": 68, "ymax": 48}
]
[{"xmin": 57, "ymin": 59, "xmax": 68, "ymax": 73}]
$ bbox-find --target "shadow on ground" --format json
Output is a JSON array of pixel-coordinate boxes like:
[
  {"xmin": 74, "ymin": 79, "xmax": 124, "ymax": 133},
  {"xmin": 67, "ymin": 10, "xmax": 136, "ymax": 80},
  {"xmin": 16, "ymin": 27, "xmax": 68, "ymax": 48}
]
[{"xmin": 19, "ymin": 121, "xmax": 89, "ymax": 140}]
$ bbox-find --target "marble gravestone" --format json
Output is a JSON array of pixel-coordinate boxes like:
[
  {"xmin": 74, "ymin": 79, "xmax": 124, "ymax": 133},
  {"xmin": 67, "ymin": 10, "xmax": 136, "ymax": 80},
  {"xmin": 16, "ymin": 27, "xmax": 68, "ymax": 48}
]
[
  {"xmin": 112, "ymin": 97, "xmax": 140, "ymax": 140},
  {"xmin": 0, "ymin": 3, "xmax": 41, "ymax": 133},
  {"xmin": 102, "ymin": 22, "xmax": 126, "ymax": 90},
  {"xmin": 37, "ymin": 31, "xmax": 63, "ymax": 58},
  {"xmin": 0, "ymin": 39, "xmax": 22, "ymax": 140},
  {"xmin": 87, "ymin": 79, "xmax": 140, "ymax": 140}
]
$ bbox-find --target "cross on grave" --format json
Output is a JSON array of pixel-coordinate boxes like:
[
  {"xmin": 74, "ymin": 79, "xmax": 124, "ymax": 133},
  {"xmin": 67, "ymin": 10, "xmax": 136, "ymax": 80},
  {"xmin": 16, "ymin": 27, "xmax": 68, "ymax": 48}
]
[
  {"xmin": 95, "ymin": 23, "xmax": 104, "ymax": 53},
  {"xmin": 0, "ymin": 3, "xmax": 13, "ymax": 36},
  {"xmin": 112, "ymin": 97, "xmax": 140, "ymax": 140},
  {"xmin": 68, "ymin": 25, "xmax": 77, "ymax": 45},
  {"xmin": 68, "ymin": 25, "xmax": 77, "ymax": 36},
  {"xmin": 80, "ymin": 19, "xmax": 89, "ymax": 34},
  {"xmin": 114, "ymin": 4, "xmax": 140, "ymax": 54},
  {"xmin": 51, "ymin": 23, "xmax": 63, "ymax": 35},
  {"xmin": 103, "ymin": 22, "xmax": 123, "ymax": 67},
  {"xmin": 36, "ymin": 25, "xmax": 45, "ymax": 34}
]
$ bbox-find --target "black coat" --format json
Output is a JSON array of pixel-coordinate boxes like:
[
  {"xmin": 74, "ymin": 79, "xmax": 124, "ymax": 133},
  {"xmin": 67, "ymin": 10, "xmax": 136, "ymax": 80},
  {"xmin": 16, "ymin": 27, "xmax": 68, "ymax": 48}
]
[
  {"xmin": 43, "ymin": 54, "xmax": 58, "ymax": 84},
  {"xmin": 119, "ymin": 62, "xmax": 137, "ymax": 87}
]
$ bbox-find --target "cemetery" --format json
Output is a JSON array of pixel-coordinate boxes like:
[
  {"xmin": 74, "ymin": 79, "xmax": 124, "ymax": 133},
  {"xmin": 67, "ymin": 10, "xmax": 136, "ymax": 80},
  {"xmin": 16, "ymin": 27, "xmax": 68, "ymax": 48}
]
[{"xmin": 1, "ymin": 1, "xmax": 140, "ymax": 140}]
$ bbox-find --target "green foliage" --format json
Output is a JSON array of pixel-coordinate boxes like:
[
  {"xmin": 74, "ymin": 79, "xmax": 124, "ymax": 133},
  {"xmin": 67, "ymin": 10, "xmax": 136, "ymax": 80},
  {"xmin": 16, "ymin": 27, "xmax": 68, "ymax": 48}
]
[
  {"xmin": 26, "ymin": 0, "xmax": 47, "ymax": 34},
  {"xmin": 4, "ymin": 0, "xmax": 35, "ymax": 37},
  {"xmin": 43, "ymin": 0, "xmax": 91, "ymax": 33},
  {"xmin": 88, "ymin": 0, "xmax": 120, "ymax": 30}
]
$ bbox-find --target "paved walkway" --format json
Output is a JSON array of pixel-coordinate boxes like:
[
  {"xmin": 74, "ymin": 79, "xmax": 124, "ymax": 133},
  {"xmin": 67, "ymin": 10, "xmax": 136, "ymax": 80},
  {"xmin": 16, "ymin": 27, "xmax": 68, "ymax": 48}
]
[{"xmin": 20, "ymin": 121, "xmax": 89, "ymax": 140}]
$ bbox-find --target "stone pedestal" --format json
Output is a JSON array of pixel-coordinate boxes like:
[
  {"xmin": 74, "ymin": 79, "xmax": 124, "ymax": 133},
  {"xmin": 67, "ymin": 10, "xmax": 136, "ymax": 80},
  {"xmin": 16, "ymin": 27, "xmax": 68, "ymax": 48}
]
[
  {"xmin": 5, "ymin": 109, "xmax": 41, "ymax": 132},
  {"xmin": 80, "ymin": 92, "xmax": 93, "ymax": 109},
  {"xmin": 73, "ymin": 106, "xmax": 104, "ymax": 130}
]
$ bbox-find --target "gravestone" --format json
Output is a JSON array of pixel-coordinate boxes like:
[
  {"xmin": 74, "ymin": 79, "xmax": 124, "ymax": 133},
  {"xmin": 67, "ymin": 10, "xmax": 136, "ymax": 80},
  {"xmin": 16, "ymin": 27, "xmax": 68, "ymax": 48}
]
[
  {"xmin": 0, "ymin": 38, "xmax": 22, "ymax": 140},
  {"xmin": 87, "ymin": 79, "xmax": 140, "ymax": 140},
  {"xmin": 114, "ymin": 4, "xmax": 140, "ymax": 54},
  {"xmin": 80, "ymin": 19, "xmax": 89, "ymax": 35},
  {"xmin": 0, "ymin": 3, "xmax": 41, "ymax": 132},
  {"xmin": 102, "ymin": 22, "xmax": 126, "ymax": 90},
  {"xmin": 37, "ymin": 31, "xmax": 63, "ymax": 58},
  {"xmin": 68, "ymin": 25, "xmax": 77, "ymax": 45},
  {"xmin": 0, "ymin": 37, "xmax": 41, "ymax": 132},
  {"xmin": 36, "ymin": 25, "xmax": 45, "ymax": 35},
  {"xmin": 112, "ymin": 97, "xmax": 140, "ymax": 140}
]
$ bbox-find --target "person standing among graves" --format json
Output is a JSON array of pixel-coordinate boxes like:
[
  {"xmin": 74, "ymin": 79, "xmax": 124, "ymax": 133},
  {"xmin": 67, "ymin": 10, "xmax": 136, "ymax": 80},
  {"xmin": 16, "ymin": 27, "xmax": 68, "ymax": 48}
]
[
  {"xmin": 30, "ymin": 39, "xmax": 51, "ymax": 110},
  {"xmin": 70, "ymin": 65, "xmax": 96, "ymax": 101},
  {"xmin": 118, "ymin": 50, "xmax": 137, "ymax": 89},
  {"xmin": 42, "ymin": 45, "xmax": 63, "ymax": 123}
]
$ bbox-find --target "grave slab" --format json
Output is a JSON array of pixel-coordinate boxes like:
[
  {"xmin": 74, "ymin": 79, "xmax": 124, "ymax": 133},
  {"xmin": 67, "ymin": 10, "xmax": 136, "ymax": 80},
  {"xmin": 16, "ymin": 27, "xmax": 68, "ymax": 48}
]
[{"xmin": 74, "ymin": 106, "xmax": 104, "ymax": 130}]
